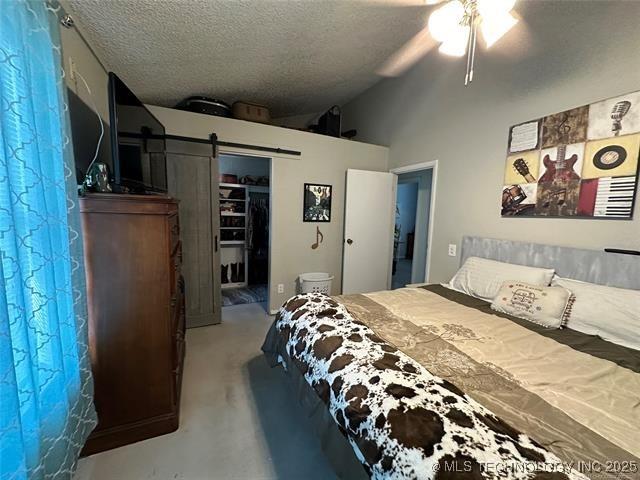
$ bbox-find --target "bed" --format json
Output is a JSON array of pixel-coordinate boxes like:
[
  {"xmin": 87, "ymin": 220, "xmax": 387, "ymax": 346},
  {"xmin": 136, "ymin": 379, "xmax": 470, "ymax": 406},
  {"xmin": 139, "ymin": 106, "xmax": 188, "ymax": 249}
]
[{"xmin": 262, "ymin": 237, "xmax": 640, "ymax": 479}]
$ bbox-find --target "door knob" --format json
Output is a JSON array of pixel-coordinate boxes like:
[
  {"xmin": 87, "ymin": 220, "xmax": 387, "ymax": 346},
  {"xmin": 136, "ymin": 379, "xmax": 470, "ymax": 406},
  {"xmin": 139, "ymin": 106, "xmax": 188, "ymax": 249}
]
[{"xmin": 346, "ymin": 238, "xmax": 354, "ymax": 245}]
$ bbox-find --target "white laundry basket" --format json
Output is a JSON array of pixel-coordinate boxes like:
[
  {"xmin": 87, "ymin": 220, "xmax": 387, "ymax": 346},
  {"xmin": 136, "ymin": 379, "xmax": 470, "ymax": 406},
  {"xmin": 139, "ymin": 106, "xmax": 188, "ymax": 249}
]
[{"xmin": 299, "ymin": 272, "xmax": 334, "ymax": 295}]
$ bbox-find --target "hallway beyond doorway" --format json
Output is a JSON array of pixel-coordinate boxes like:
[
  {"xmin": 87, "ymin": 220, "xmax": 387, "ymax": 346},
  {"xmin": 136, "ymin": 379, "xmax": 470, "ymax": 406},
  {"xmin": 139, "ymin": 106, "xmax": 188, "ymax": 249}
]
[{"xmin": 390, "ymin": 161, "xmax": 436, "ymax": 288}]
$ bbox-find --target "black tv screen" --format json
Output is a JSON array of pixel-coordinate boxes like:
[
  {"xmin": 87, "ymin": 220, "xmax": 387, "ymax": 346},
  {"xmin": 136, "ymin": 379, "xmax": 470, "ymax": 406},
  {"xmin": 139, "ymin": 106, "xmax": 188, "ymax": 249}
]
[
  {"xmin": 108, "ymin": 72, "xmax": 167, "ymax": 193},
  {"xmin": 67, "ymin": 87, "xmax": 112, "ymax": 183}
]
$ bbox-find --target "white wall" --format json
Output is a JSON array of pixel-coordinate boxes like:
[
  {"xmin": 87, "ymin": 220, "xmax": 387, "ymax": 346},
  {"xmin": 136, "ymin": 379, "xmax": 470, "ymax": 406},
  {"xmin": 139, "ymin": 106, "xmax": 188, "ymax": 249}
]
[
  {"xmin": 60, "ymin": 0, "xmax": 110, "ymax": 120},
  {"xmin": 148, "ymin": 108, "xmax": 389, "ymax": 311},
  {"xmin": 343, "ymin": 1, "xmax": 640, "ymax": 283}
]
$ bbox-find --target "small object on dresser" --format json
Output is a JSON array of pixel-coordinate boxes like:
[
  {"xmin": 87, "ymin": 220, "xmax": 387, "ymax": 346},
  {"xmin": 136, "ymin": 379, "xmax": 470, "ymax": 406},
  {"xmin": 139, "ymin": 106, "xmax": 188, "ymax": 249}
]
[
  {"xmin": 232, "ymin": 101, "xmax": 271, "ymax": 124},
  {"xmin": 83, "ymin": 162, "xmax": 112, "ymax": 193}
]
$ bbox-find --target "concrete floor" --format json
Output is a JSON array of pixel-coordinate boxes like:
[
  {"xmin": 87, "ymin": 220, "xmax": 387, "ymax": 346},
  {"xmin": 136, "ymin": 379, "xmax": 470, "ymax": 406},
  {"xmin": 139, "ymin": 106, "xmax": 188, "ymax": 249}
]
[{"xmin": 74, "ymin": 303, "xmax": 337, "ymax": 480}]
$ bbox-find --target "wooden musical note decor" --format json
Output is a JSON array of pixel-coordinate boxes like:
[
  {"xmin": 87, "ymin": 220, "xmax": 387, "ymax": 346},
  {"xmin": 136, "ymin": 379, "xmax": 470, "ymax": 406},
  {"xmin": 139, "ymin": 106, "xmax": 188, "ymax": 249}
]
[{"xmin": 311, "ymin": 226, "xmax": 324, "ymax": 250}]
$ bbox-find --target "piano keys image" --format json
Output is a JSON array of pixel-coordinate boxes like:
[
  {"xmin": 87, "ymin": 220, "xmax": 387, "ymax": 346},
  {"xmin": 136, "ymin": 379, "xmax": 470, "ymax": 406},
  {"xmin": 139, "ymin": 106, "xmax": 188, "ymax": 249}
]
[{"xmin": 578, "ymin": 176, "xmax": 637, "ymax": 218}]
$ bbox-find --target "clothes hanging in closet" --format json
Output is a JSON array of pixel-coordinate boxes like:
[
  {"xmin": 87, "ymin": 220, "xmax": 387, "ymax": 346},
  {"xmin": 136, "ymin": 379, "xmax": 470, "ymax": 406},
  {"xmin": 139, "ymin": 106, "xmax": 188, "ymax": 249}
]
[{"xmin": 247, "ymin": 194, "xmax": 269, "ymax": 284}]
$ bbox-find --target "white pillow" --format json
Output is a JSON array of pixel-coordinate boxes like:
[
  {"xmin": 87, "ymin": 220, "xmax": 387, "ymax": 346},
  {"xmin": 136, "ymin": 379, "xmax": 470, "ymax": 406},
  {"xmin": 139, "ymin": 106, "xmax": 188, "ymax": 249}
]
[
  {"xmin": 447, "ymin": 257, "xmax": 555, "ymax": 301},
  {"xmin": 552, "ymin": 277, "xmax": 640, "ymax": 350}
]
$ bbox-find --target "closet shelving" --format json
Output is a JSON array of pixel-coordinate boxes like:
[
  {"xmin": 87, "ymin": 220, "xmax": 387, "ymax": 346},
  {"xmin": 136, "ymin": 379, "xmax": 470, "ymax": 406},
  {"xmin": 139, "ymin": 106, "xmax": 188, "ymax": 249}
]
[{"xmin": 219, "ymin": 183, "xmax": 249, "ymax": 289}]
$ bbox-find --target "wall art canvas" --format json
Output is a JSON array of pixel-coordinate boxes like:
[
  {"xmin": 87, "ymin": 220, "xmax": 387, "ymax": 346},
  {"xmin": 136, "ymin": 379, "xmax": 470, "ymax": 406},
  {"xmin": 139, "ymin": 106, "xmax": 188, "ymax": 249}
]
[
  {"xmin": 502, "ymin": 90, "xmax": 640, "ymax": 219},
  {"xmin": 303, "ymin": 183, "xmax": 332, "ymax": 222}
]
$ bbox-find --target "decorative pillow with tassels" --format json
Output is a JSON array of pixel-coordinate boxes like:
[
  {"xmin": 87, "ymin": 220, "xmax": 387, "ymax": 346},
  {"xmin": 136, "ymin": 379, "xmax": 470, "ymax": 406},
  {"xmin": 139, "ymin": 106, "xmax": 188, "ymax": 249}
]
[{"xmin": 491, "ymin": 281, "xmax": 574, "ymax": 329}]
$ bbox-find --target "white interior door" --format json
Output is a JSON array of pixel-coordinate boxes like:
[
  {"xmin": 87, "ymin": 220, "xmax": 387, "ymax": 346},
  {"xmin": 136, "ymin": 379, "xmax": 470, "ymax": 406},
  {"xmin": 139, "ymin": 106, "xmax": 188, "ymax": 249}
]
[{"xmin": 342, "ymin": 169, "xmax": 397, "ymax": 294}]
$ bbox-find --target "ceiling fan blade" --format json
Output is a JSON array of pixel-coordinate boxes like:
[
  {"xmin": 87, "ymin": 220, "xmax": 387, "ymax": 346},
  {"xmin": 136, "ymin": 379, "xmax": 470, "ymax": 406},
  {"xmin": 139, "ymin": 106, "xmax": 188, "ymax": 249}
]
[{"xmin": 377, "ymin": 26, "xmax": 437, "ymax": 77}]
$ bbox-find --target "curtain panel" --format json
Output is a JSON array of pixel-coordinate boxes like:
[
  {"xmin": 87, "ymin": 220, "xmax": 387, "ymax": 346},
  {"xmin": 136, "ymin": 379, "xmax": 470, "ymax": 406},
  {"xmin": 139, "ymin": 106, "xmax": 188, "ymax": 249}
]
[{"xmin": 0, "ymin": 1, "xmax": 97, "ymax": 479}]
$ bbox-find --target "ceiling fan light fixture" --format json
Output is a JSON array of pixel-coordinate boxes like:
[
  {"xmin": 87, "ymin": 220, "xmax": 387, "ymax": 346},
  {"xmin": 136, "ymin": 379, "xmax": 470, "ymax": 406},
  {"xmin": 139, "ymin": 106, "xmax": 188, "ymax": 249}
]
[
  {"xmin": 480, "ymin": 10, "xmax": 518, "ymax": 48},
  {"xmin": 426, "ymin": 0, "xmax": 519, "ymax": 84},
  {"xmin": 428, "ymin": 0, "xmax": 465, "ymax": 43},
  {"xmin": 438, "ymin": 25, "xmax": 470, "ymax": 57}
]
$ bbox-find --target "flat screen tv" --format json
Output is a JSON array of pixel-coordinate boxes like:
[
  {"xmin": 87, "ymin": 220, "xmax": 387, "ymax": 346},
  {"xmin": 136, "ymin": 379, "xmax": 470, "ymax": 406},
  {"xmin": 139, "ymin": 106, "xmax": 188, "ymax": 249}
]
[{"xmin": 108, "ymin": 72, "xmax": 167, "ymax": 193}]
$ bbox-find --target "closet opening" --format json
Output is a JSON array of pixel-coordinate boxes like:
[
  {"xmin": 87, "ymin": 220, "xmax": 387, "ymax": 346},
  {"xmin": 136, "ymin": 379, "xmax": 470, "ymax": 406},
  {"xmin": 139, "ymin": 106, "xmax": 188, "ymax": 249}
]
[{"xmin": 218, "ymin": 153, "xmax": 271, "ymax": 312}]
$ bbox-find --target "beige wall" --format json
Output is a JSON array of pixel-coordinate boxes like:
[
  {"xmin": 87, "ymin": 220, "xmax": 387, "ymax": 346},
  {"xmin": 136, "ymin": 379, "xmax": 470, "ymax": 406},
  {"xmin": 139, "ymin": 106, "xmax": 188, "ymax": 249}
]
[
  {"xmin": 343, "ymin": 1, "xmax": 640, "ymax": 284},
  {"xmin": 59, "ymin": 0, "xmax": 110, "ymax": 121},
  {"xmin": 148, "ymin": 107, "xmax": 389, "ymax": 311}
]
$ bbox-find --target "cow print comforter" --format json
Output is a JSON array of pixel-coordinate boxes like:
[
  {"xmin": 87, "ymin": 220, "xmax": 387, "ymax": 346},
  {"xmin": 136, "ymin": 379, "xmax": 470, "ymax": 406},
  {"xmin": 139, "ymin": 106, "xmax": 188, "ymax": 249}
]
[{"xmin": 273, "ymin": 293, "xmax": 586, "ymax": 480}]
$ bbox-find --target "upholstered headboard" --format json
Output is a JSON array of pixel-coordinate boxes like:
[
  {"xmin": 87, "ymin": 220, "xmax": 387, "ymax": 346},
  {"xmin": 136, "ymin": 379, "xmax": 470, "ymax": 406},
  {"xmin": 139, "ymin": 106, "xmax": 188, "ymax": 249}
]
[{"xmin": 460, "ymin": 236, "xmax": 640, "ymax": 290}]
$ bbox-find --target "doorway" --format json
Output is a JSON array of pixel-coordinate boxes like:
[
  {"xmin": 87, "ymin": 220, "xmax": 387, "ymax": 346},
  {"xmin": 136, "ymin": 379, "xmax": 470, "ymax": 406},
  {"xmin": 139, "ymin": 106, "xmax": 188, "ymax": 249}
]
[
  {"xmin": 218, "ymin": 153, "xmax": 271, "ymax": 311},
  {"xmin": 390, "ymin": 161, "xmax": 437, "ymax": 288}
]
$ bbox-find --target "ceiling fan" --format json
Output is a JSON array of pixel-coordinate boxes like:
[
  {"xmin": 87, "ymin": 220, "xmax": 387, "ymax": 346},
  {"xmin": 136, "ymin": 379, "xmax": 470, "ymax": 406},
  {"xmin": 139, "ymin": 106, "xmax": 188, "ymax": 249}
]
[{"xmin": 379, "ymin": 0, "xmax": 519, "ymax": 85}]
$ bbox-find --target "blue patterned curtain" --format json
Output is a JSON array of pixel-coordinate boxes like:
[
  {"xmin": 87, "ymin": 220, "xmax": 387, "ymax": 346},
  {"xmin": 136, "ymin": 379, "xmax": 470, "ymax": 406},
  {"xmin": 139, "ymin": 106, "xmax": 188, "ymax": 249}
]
[{"xmin": 0, "ymin": 1, "xmax": 97, "ymax": 478}]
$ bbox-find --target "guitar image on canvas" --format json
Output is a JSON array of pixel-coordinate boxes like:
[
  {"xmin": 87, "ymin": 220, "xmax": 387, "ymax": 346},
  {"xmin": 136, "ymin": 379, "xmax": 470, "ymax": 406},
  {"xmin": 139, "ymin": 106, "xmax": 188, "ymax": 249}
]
[
  {"xmin": 539, "ymin": 144, "xmax": 580, "ymax": 183},
  {"xmin": 512, "ymin": 158, "xmax": 536, "ymax": 183},
  {"xmin": 536, "ymin": 115, "xmax": 582, "ymax": 215}
]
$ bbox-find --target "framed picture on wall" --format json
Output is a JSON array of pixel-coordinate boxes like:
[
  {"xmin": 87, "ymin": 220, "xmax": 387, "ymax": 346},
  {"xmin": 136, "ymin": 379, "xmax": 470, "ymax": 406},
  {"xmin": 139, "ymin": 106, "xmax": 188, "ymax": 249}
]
[
  {"xmin": 501, "ymin": 89, "xmax": 640, "ymax": 219},
  {"xmin": 303, "ymin": 183, "xmax": 332, "ymax": 222}
]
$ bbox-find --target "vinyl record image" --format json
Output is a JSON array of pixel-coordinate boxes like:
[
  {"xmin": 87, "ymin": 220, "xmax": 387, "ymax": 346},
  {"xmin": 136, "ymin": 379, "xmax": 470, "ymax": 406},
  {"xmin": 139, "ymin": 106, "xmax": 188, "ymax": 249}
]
[
  {"xmin": 592, "ymin": 144, "xmax": 627, "ymax": 170},
  {"xmin": 582, "ymin": 133, "xmax": 640, "ymax": 179}
]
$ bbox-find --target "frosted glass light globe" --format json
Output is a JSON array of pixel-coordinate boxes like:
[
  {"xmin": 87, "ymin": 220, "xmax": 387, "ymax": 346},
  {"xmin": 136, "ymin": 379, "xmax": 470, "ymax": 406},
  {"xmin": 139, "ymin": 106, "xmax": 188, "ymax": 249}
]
[
  {"xmin": 438, "ymin": 25, "xmax": 470, "ymax": 56},
  {"xmin": 428, "ymin": 0, "xmax": 465, "ymax": 43}
]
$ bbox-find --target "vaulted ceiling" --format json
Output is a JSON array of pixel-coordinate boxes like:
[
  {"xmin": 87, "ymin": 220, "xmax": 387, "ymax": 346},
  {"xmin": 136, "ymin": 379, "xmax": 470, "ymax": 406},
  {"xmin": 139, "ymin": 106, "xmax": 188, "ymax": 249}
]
[{"xmin": 66, "ymin": 0, "xmax": 432, "ymax": 117}]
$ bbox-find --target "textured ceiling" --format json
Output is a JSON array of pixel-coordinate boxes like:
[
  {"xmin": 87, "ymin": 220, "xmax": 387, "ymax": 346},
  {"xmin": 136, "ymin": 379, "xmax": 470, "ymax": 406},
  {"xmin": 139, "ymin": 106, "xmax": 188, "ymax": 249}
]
[{"xmin": 66, "ymin": 0, "xmax": 431, "ymax": 117}]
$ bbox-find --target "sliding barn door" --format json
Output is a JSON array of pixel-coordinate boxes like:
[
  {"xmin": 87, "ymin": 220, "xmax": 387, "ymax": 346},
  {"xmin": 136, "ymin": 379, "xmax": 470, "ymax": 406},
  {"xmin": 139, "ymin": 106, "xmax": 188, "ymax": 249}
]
[
  {"xmin": 342, "ymin": 169, "xmax": 396, "ymax": 294},
  {"xmin": 166, "ymin": 140, "xmax": 221, "ymax": 327}
]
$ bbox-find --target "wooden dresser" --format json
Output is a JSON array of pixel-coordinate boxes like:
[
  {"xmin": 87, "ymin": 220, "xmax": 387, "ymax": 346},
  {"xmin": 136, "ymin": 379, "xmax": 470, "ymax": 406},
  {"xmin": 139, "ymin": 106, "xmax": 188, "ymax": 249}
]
[{"xmin": 79, "ymin": 194, "xmax": 185, "ymax": 455}]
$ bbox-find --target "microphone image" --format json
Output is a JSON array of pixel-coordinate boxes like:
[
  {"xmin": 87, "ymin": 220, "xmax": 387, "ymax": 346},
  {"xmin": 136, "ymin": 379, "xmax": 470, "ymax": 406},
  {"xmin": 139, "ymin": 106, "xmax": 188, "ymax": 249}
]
[{"xmin": 611, "ymin": 100, "xmax": 631, "ymax": 136}]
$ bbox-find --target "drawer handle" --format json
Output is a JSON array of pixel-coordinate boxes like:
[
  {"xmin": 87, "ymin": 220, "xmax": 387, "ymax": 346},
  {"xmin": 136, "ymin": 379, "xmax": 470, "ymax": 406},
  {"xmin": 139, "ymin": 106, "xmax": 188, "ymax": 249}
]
[{"xmin": 171, "ymin": 224, "xmax": 180, "ymax": 236}]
